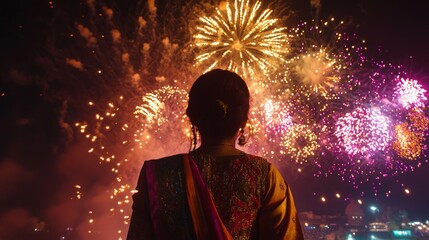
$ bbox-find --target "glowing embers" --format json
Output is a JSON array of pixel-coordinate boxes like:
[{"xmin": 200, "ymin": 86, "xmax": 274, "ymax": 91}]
[
  {"xmin": 409, "ymin": 108, "xmax": 429, "ymax": 132},
  {"xmin": 193, "ymin": 0, "xmax": 288, "ymax": 79},
  {"xmin": 393, "ymin": 109, "xmax": 429, "ymax": 160},
  {"xmin": 335, "ymin": 107, "xmax": 392, "ymax": 156},
  {"xmin": 393, "ymin": 123, "xmax": 424, "ymax": 160}
]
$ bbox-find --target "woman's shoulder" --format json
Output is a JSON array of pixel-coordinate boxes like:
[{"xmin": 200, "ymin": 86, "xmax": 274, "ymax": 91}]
[
  {"xmin": 143, "ymin": 154, "xmax": 185, "ymax": 169},
  {"xmin": 242, "ymin": 153, "xmax": 272, "ymax": 166},
  {"xmin": 145, "ymin": 153, "xmax": 184, "ymax": 163}
]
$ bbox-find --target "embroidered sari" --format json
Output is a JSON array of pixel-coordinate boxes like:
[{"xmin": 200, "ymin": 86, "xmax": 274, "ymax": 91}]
[{"xmin": 127, "ymin": 153, "xmax": 304, "ymax": 240}]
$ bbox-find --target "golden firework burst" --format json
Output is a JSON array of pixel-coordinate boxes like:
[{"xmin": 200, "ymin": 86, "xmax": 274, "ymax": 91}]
[{"xmin": 193, "ymin": 0, "xmax": 288, "ymax": 79}]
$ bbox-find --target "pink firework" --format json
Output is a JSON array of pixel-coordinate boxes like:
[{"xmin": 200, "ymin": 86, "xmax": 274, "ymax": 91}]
[
  {"xmin": 335, "ymin": 107, "xmax": 392, "ymax": 155},
  {"xmin": 263, "ymin": 99, "xmax": 293, "ymax": 133},
  {"xmin": 395, "ymin": 78, "xmax": 427, "ymax": 109}
]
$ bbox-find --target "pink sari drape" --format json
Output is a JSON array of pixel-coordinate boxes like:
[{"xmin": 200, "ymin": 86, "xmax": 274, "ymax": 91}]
[
  {"xmin": 145, "ymin": 155, "xmax": 232, "ymax": 240},
  {"xmin": 183, "ymin": 154, "xmax": 233, "ymax": 240}
]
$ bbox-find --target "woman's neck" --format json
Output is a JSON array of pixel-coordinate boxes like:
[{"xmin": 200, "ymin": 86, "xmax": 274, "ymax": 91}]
[{"xmin": 196, "ymin": 137, "xmax": 243, "ymax": 156}]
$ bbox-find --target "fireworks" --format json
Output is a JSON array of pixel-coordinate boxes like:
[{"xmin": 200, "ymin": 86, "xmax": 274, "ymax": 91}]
[
  {"xmin": 279, "ymin": 18, "xmax": 368, "ymax": 124},
  {"xmin": 409, "ymin": 108, "xmax": 429, "ymax": 132},
  {"xmin": 392, "ymin": 109, "xmax": 429, "ymax": 160},
  {"xmin": 263, "ymin": 99, "xmax": 293, "ymax": 132},
  {"xmin": 286, "ymin": 19, "xmax": 367, "ymax": 97},
  {"xmin": 291, "ymin": 48, "xmax": 340, "ymax": 98},
  {"xmin": 280, "ymin": 124, "xmax": 320, "ymax": 164},
  {"xmin": 33, "ymin": 0, "xmax": 429, "ymax": 239},
  {"xmin": 335, "ymin": 107, "xmax": 392, "ymax": 156},
  {"xmin": 135, "ymin": 93, "xmax": 164, "ymax": 125},
  {"xmin": 395, "ymin": 78, "xmax": 427, "ymax": 109},
  {"xmin": 133, "ymin": 86, "xmax": 190, "ymax": 148},
  {"xmin": 393, "ymin": 123, "xmax": 424, "ymax": 160},
  {"xmin": 193, "ymin": 0, "xmax": 288, "ymax": 79},
  {"xmin": 135, "ymin": 86, "xmax": 188, "ymax": 127}
]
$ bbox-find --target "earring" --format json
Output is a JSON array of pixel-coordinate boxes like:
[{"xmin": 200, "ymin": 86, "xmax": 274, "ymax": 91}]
[
  {"xmin": 238, "ymin": 128, "xmax": 246, "ymax": 146},
  {"xmin": 190, "ymin": 125, "xmax": 198, "ymax": 151}
]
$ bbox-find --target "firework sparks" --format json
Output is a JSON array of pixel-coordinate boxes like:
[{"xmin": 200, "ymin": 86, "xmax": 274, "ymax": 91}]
[
  {"xmin": 263, "ymin": 99, "xmax": 293, "ymax": 132},
  {"xmin": 280, "ymin": 124, "xmax": 320, "ymax": 164},
  {"xmin": 409, "ymin": 108, "xmax": 429, "ymax": 132},
  {"xmin": 135, "ymin": 93, "xmax": 164, "ymax": 125},
  {"xmin": 335, "ymin": 107, "xmax": 392, "ymax": 156},
  {"xmin": 134, "ymin": 86, "xmax": 188, "ymax": 126},
  {"xmin": 245, "ymin": 97, "xmax": 297, "ymax": 165},
  {"xmin": 193, "ymin": 0, "xmax": 288, "ymax": 79},
  {"xmin": 280, "ymin": 18, "xmax": 368, "ymax": 123},
  {"xmin": 286, "ymin": 19, "xmax": 367, "ymax": 94},
  {"xmin": 393, "ymin": 122, "xmax": 424, "ymax": 160},
  {"xmin": 133, "ymin": 86, "xmax": 190, "ymax": 147},
  {"xmin": 395, "ymin": 78, "xmax": 427, "ymax": 109},
  {"xmin": 292, "ymin": 48, "xmax": 340, "ymax": 98}
]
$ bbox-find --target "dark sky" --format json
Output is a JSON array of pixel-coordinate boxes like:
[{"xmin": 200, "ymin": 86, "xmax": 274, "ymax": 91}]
[
  {"xmin": 1, "ymin": 0, "xmax": 429, "ymax": 239},
  {"xmin": 294, "ymin": 0, "xmax": 429, "ymax": 77}
]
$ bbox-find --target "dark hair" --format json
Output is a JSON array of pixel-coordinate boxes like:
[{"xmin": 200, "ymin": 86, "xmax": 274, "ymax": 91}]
[{"xmin": 186, "ymin": 69, "xmax": 250, "ymax": 140}]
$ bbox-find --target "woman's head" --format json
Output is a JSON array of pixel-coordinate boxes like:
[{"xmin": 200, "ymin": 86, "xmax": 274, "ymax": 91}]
[{"xmin": 186, "ymin": 69, "xmax": 250, "ymax": 140}]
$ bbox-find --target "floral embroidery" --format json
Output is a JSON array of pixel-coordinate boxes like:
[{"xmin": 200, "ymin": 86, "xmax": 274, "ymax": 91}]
[{"xmin": 137, "ymin": 153, "xmax": 270, "ymax": 240}]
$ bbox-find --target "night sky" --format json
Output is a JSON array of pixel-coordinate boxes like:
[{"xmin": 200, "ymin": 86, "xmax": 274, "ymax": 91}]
[{"xmin": 1, "ymin": 0, "xmax": 428, "ymax": 239}]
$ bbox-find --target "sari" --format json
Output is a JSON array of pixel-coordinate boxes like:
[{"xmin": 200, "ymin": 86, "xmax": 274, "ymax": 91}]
[{"xmin": 127, "ymin": 153, "xmax": 304, "ymax": 240}]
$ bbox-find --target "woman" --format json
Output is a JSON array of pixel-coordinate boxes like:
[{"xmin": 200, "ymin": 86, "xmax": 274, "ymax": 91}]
[{"xmin": 127, "ymin": 69, "xmax": 304, "ymax": 240}]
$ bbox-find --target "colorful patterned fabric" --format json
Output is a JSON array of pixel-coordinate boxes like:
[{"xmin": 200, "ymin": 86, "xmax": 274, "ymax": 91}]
[
  {"xmin": 183, "ymin": 154, "xmax": 233, "ymax": 240},
  {"xmin": 127, "ymin": 152, "xmax": 304, "ymax": 240}
]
